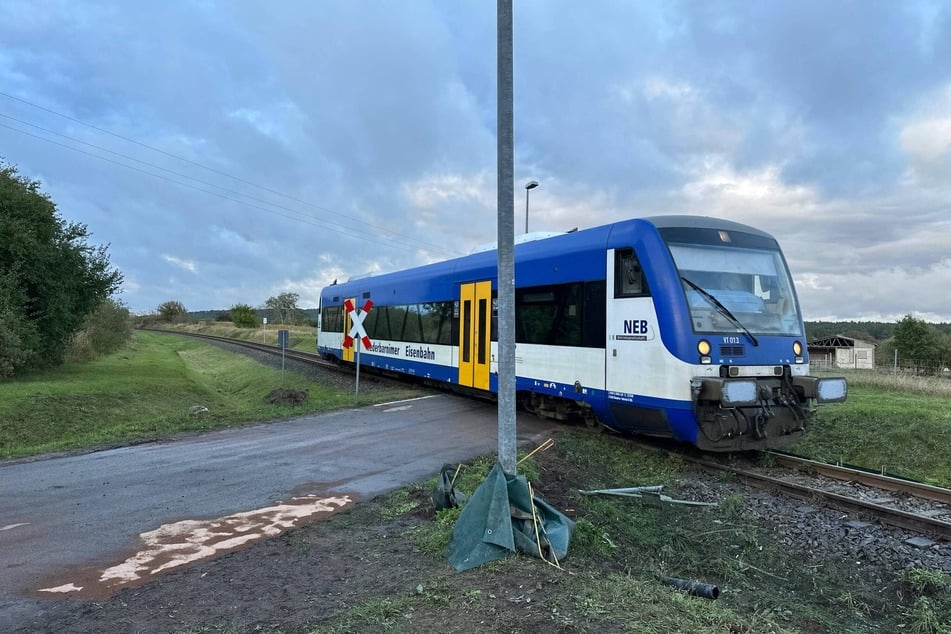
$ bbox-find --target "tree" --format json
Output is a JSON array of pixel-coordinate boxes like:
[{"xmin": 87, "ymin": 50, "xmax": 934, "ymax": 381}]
[
  {"xmin": 156, "ymin": 300, "xmax": 187, "ymax": 323},
  {"xmin": 265, "ymin": 292, "xmax": 300, "ymax": 324},
  {"xmin": 231, "ymin": 304, "xmax": 260, "ymax": 328},
  {"xmin": 0, "ymin": 161, "xmax": 122, "ymax": 376},
  {"xmin": 893, "ymin": 314, "xmax": 941, "ymax": 364}
]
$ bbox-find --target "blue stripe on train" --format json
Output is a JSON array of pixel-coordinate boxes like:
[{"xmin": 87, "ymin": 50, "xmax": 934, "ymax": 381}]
[{"xmin": 322, "ymin": 346, "xmax": 700, "ymax": 443}]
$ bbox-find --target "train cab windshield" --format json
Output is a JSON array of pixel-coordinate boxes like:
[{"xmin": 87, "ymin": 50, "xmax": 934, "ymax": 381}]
[{"xmin": 667, "ymin": 242, "xmax": 803, "ymax": 337}]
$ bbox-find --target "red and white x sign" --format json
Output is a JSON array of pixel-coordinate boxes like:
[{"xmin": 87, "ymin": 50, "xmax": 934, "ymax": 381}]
[{"xmin": 342, "ymin": 298, "xmax": 373, "ymax": 350}]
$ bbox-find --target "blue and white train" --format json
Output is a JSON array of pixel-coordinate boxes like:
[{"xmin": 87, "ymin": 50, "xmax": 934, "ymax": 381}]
[{"xmin": 317, "ymin": 215, "xmax": 846, "ymax": 452}]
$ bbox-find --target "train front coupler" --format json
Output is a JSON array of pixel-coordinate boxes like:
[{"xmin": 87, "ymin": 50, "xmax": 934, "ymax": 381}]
[{"xmin": 690, "ymin": 374, "xmax": 827, "ymax": 451}]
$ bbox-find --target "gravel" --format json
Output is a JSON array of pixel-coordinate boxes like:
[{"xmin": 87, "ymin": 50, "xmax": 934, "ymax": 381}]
[
  {"xmin": 204, "ymin": 339, "xmax": 404, "ymax": 395},
  {"xmin": 678, "ymin": 471, "xmax": 951, "ymax": 582}
]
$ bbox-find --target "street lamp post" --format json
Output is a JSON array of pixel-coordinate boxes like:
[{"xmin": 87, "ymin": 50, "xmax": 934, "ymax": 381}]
[{"xmin": 524, "ymin": 180, "xmax": 538, "ymax": 234}]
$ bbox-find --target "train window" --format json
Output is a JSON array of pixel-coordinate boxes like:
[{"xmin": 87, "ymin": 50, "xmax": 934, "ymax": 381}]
[
  {"xmin": 389, "ymin": 306, "xmax": 408, "ymax": 341},
  {"xmin": 515, "ymin": 283, "xmax": 583, "ymax": 347},
  {"xmin": 462, "ymin": 301, "xmax": 471, "ymax": 362},
  {"xmin": 362, "ymin": 303, "xmax": 455, "ymax": 344},
  {"xmin": 583, "ymin": 281, "xmax": 606, "ymax": 347},
  {"xmin": 381, "ymin": 306, "xmax": 396, "ymax": 340},
  {"xmin": 363, "ymin": 307, "xmax": 382, "ymax": 339},
  {"xmin": 420, "ymin": 302, "xmax": 453, "ymax": 345},
  {"xmin": 403, "ymin": 305, "xmax": 423, "ymax": 342},
  {"xmin": 517, "ymin": 290, "xmax": 557, "ymax": 345},
  {"xmin": 321, "ymin": 306, "xmax": 343, "ymax": 333},
  {"xmin": 438, "ymin": 310, "xmax": 453, "ymax": 344},
  {"xmin": 523, "ymin": 291, "xmax": 555, "ymax": 303},
  {"xmin": 491, "ymin": 291, "xmax": 498, "ymax": 342},
  {"xmin": 477, "ymin": 298, "xmax": 488, "ymax": 364},
  {"xmin": 615, "ymin": 248, "xmax": 649, "ymax": 298}
]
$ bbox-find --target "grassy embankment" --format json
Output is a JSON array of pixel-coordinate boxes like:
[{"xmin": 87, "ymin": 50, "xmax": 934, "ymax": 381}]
[
  {"xmin": 149, "ymin": 321, "xmax": 318, "ymax": 352},
  {"xmin": 794, "ymin": 370, "xmax": 951, "ymax": 487},
  {"xmin": 303, "ymin": 433, "xmax": 951, "ymax": 633},
  {"xmin": 0, "ymin": 329, "xmax": 420, "ymax": 460}
]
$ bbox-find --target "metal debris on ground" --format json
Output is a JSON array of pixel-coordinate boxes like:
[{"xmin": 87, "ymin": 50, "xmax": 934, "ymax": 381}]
[
  {"xmin": 579, "ymin": 485, "xmax": 718, "ymax": 507},
  {"xmin": 662, "ymin": 576, "xmax": 720, "ymax": 599}
]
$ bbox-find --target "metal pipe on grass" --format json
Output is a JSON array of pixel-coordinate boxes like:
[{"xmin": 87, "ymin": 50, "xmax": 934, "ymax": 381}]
[{"xmin": 662, "ymin": 577, "xmax": 720, "ymax": 599}]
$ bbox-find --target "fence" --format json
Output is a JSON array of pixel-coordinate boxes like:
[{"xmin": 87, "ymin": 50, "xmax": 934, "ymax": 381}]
[{"xmin": 811, "ymin": 357, "xmax": 951, "ymax": 378}]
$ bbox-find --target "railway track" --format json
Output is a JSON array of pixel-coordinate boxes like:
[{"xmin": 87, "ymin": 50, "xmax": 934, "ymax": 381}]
[
  {"xmin": 150, "ymin": 329, "xmax": 951, "ymax": 541},
  {"xmin": 635, "ymin": 440, "xmax": 951, "ymax": 542},
  {"xmin": 146, "ymin": 328, "xmax": 340, "ymax": 371}
]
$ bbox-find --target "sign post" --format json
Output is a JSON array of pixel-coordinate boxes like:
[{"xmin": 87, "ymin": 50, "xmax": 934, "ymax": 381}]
[
  {"xmin": 342, "ymin": 299, "xmax": 373, "ymax": 396},
  {"xmin": 278, "ymin": 329, "xmax": 289, "ymax": 383}
]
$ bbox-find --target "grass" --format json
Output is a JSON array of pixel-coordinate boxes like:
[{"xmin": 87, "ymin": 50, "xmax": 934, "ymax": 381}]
[
  {"xmin": 834, "ymin": 368, "xmax": 951, "ymax": 398},
  {"xmin": 6, "ymin": 335, "xmax": 951, "ymax": 631},
  {"xmin": 0, "ymin": 330, "xmax": 420, "ymax": 460},
  {"xmin": 309, "ymin": 430, "xmax": 951, "ymax": 633},
  {"xmin": 793, "ymin": 374, "xmax": 951, "ymax": 486},
  {"xmin": 152, "ymin": 321, "xmax": 318, "ymax": 353}
]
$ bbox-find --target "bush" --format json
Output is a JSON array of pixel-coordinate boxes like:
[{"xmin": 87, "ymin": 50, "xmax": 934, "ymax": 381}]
[
  {"xmin": 156, "ymin": 300, "xmax": 187, "ymax": 323},
  {"xmin": 67, "ymin": 298, "xmax": 133, "ymax": 362},
  {"xmin": 0, "ymin": 307, "xmax": 35, "ymax": 377},
  {"xmin": 231, "ymin": 304, "xmax": 260, "ymax": 328}
]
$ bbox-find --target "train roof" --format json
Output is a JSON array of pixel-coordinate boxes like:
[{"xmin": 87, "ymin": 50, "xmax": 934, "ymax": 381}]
[
  {"xmin": 321, "ymin": 215, "xmax": 777, "ymax": 304},
  {"xmin": 644, "ymin": 214, "xmax": 772, "ymax": 238}
]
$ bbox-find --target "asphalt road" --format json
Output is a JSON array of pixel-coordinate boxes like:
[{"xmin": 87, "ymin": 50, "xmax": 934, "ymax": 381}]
[{"xmin": 0, "ymin": 394, "xmax": 559, "ymax": 630}]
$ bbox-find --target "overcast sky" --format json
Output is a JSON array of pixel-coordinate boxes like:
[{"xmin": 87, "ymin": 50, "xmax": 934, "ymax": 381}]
[{"xmin": 2, "ymin": 1, "xmax": 950, "ymax": 321}]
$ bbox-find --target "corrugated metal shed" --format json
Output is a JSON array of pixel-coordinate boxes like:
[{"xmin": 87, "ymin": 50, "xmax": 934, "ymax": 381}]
[{"xmin": 808, "ymin": 335, "xmax": 876, "ymax": 370}]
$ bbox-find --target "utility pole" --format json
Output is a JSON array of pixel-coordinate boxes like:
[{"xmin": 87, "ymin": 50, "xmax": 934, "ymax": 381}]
[{"xmin": 496, "ymin": 0, "xmax": 516, "ymax": 474}]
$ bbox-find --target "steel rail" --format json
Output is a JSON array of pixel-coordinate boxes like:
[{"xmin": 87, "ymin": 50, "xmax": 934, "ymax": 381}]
[
  {"xmin": 765, "ymin": 451, "xmax": 951, "ymax": 506},
  {"xmin": 143, "ymin": 329, "xmax": 339, "ymax": 370},
  {"xmin": 620, "ymin": 437, "xmax": 951, "ymax": 541},
  {"xmin": 689, "ymin": 457, "xmax": 951, "ymax": 542}
]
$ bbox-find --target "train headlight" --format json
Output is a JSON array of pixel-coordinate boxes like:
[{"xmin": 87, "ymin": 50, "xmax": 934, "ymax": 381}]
[
  {"xmin": 698, "ymin": 378, "xmax": 759, "ymax": 406},
  {"xmin": 697, "ymin": 339, "xmax": 712, "ymax": 364},
  {"xmin": 793, "ymin": 340, "xmax": 804, "ymax": 364},
  {"xmin": 721, "ymin": 380, "xmax": 759, "ymax": 406},
  {"xmin": 816, "ymin": 377, "xmax": 848, "ymax": 403}
]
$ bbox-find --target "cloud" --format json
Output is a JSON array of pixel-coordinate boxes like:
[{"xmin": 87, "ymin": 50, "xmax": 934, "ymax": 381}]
[
  {"xmin": 162, "ymin": 255, "xmax": 197, "ymax": 274},
  {"xmin": 798, "ymin": 259, "xmax": 951, "ymax": 322},
  {"xmin": 2, "ymin": 0, "xmax": 951, "ymax": 323},
  {"xmin": 899, "ymin": 83, "xmax": 951, "ymax": 185}
]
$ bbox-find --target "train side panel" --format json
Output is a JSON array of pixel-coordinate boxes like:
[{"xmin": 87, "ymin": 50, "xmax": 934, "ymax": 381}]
[{"xmin": 316, "ymin": 215, "xmax": 845, "ymax": 452}]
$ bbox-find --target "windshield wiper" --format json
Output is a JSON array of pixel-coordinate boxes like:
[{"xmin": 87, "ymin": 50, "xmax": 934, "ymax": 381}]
[{"xmin": 681, "ymin": 276, "xmax": 759, "ymax": 347}]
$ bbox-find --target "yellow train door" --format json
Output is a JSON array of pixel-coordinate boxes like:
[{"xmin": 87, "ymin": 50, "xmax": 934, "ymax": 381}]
[
  {"xmin": 458, "ymin": 281, "xmax": 491, "ymax": 390},
  {"xmin": 342, "ymin": 298, "xmax": 355, "ymax": 363}
]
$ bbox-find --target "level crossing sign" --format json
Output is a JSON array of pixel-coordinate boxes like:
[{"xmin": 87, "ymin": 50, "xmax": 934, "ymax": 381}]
[{"xmin": 342, "ymin": 298, "xmax": 373, "ymax": 350}]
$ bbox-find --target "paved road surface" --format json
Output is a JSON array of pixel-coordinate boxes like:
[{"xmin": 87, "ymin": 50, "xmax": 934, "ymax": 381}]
[{"xmin": 0, "ymin": 394, "xmax": 559, "ymax": 630}]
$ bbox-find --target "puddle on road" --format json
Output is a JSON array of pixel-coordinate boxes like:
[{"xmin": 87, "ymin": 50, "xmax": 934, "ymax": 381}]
[{"xmin": 37, "ymin": 492, "xmax": 353, "ymax": 598}]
